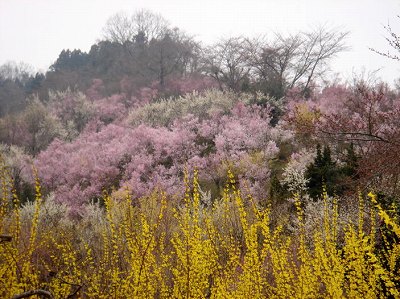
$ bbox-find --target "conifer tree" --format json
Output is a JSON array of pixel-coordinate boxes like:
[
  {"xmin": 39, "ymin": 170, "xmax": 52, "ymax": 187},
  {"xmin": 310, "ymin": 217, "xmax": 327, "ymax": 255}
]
[{"xmin": 306, "ymin": 144, "xmax": 340, "ymax": 200}]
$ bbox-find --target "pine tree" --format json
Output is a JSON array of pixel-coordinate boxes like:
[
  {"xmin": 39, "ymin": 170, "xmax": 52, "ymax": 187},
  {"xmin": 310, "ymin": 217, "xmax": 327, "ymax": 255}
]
[
  {"xmin": 341, "ymin": 142, "xmax": 359, "ymax": 178},
  {"xmin": 306, "ymin": 144, "xmax": 340, "ymax": 200}
]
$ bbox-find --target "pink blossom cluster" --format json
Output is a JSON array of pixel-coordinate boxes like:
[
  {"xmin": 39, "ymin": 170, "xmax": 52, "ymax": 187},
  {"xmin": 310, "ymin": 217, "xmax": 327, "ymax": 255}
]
[{"xmin": 35, "ymin": 100, "xmax": 281, "ymax": 209}]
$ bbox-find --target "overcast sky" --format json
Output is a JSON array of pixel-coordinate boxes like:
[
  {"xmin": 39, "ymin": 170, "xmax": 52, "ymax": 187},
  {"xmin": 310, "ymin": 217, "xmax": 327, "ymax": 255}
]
[{"xmin": 1, "ymin": 0, "xmax": 400, "ymax": 84}]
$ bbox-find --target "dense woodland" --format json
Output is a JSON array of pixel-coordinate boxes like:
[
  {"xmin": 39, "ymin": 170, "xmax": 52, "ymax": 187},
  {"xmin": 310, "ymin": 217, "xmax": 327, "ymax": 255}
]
[{"xmin": 1, "ymin": 10, "xmax": 400, "ymax": 298}]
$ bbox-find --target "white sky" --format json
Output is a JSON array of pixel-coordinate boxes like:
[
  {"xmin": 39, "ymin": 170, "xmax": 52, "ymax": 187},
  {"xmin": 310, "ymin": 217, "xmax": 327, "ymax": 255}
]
[{"xmin": 1, "ymin": 0, "xmax": 400, "ymax": 84}]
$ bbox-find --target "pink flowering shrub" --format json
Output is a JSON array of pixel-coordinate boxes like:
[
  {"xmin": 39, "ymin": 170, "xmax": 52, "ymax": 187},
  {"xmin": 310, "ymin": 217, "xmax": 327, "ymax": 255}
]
[
  {"xmin": 284, "ymin": 82, "xmax": 400, "ymax": 198},
  {"xmin": 160, "ymin": 75, "xmax": 219, "ymax": 96},
  {"xmin": 93, "ymin": 94, "xmax": 127, "ymax": 124},
  {"xmin": 48, "ymin": 89, "xmax": 135, "ymax": 135},
  {"xmin": 35, "ymin": 96, "xmax": 285, "ymax": 209},
  {"xmin": 315, "ymin": 84, "xmax": 400, "ymax": 196},
  {"xmin": 86, "ymin": 78, "xmax": 105, "ymax": 101}
]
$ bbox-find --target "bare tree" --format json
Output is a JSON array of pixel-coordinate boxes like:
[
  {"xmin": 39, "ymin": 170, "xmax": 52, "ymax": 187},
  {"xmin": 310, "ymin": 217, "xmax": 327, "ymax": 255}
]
[
  {"xmin": 247, "ymin": 34, "xmax": 302, "ymax": 98},
  {"xmin": 292, "ymin": 26, "xmax": 349, "ymax": 93},
  {"xmin": 132, "ymin": 9, "xmax": 170, "ymax": 42},
  {"xmin": 202, "ymin": 36, "xmax": 252, "ymax": 92},
  {"xmin": 102, "ymin": 12, "xmax": 136, "ymax": 44},
  {"xmin": 102, "ymin": 9, "xmax": 169, "ymax": 44},
  {"xmin": 147, "ymin": 28, "xmax": 201, "ymax": 87},
  {"xmin": 0, "ymin": 61, "xmax": 34, "ymax": 83},
  {"xmin": 247, "ymin": 27, "xmax": 348, "ymax": 97}
]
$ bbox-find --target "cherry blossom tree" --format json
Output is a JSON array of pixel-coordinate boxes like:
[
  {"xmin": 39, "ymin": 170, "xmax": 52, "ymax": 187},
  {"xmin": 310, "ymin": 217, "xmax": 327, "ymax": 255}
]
[
  {"xmin": 285, "ymin": 82, "xmax": 400, "ymax": 198},
  {"xmin": 34, "ymin": 93, "xmax": 287, "ymax": 209},
  {"xmin": 316, "ymin": 83, "xmax": 400, "ymax": 197}
]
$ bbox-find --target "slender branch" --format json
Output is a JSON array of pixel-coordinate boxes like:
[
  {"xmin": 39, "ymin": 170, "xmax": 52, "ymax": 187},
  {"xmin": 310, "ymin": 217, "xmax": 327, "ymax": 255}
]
[
  {"xmin": 12, "ymin": 290, "xmax": 53, "ymax": 299},
  {"xmin": 320, "ymin": 130, "xmax": 399, "ymax": 145},
  {"xmin": 66, "ymin": 285, "xmax": 83, "ymax": 299},
  {"xmin": 0, "ymin": 235, "xmax": 12, "ymax": 243}
]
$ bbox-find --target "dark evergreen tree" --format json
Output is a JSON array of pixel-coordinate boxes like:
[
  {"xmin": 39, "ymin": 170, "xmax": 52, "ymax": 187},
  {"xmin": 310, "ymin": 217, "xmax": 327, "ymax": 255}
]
[
  {"xmin": 306, "ymin": 143, "xmax": 363, "ymax": 200},
  {"xmin": 341, "ymin": 142, "xmax": 359, "ymax": 178},
  {"xmin": 306, "ymin": 144, "xmax": 341, "ymax": 200},
  {"xmin": 50, "ymin": 49, "xmax": 89, "ymax": 72},
  {"xmin": 25, "ymin": 72, "xmax": 45, "ymax": 94},
  {"xmin": 269, "ymin": 174, "xmax": 288, "ymax": 205}
]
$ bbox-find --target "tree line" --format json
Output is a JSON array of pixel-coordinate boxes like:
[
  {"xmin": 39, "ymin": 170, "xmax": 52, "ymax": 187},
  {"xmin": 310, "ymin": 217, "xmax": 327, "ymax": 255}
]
[{"xmin": 0, "ymin": 9, "xmax": 348, "ymax": 117}]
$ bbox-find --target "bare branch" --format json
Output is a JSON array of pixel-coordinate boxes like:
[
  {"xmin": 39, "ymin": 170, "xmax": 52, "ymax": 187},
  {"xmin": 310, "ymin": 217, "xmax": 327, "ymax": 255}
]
[
  {"xmin": 0, "ymin": 235, "xmax": 12, "ymax": 243},
  {"xmin": 202, "ymin": 36, "xmax": 251, "ymax": 92},
  {"xmin": 319, "ymin": 130, "xmax": 398, "ymax": 145},
  {"xmin": 370, "ymin": 16, "xmax": 400, "ymax": 61},
  {"xmin": 12, "ymin": 290, "xmax": 54, "ymax": 299},
  {"xmin": 102, "ymin": 9, "xmax": 170, "ymax": 44},
  {"xmin": 245, "ymin": 27, "xmax": 348, "ymax": 97}
]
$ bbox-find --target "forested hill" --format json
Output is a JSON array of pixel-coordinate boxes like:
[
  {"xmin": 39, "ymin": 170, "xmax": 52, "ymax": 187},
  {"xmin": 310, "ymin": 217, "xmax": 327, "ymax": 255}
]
[
  {"xmin": 1, "ymin": 10, "xmax": 400, "ymax": 297},
  {"xmin": 1, "ymin": 10, "xmax": 348, "ymax": 117},
  {"xmin": 0, "ymin": 9, "xmax": 399, "ymax": 214}
]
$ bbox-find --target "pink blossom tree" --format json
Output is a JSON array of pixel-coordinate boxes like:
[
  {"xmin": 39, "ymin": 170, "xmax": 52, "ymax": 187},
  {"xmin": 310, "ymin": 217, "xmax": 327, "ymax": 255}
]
[{"xmin": 35, "ymin": 95, "xmax": 285, "ymax": 209}]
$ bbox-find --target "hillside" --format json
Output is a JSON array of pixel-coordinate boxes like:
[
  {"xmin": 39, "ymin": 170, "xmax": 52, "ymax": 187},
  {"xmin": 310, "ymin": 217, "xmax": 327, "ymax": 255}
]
[{"xmin": 1, "ymin": 9, "xmax": 400, "ymax": 298}]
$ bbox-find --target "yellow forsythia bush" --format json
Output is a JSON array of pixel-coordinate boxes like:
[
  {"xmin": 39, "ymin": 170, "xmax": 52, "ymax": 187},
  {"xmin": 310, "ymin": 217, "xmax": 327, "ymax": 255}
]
[{"xmin": 1, "ymin": 161, "xmax": 399, "ymax": 298}]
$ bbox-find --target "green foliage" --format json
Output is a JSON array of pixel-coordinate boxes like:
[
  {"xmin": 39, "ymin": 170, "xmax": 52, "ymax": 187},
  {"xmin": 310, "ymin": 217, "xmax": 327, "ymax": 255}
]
[
  {"xmin": 50, "ymin": 49, "xmax": 90, "ymax": 72},
  {"xmin": 306, "ymin": 143, "xmax": 360, "ymax": 200},
  {"xmin": 341, "ymin": 143, "xmax": 359, "ymax": 178},
  {"xmin": 306, "ymin": 144, "xmax": 336, "ymax": 199},
  {"xmin": 269, "ymin": 174, "xmax": 288, "ymax": 205}
]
